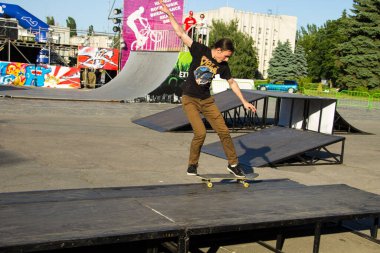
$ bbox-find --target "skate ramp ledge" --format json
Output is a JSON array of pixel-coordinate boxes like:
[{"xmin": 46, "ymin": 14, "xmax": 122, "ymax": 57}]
[
  {"xmin": 202, "ymin": 126, "xmax": 345, "ymax": 167},
  {"xmin": 133, "ymin": 90, "xmax": 267, "ymax": 132}
]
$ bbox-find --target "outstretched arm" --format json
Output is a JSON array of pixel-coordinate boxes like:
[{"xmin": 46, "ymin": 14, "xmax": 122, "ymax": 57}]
[
  {"xmin": 227, "ymin": 78, "xmax": 257, "ymax": 112},
  {"xmin": 159, "ymin": 0, "xmax": 193, "ymax": 48}
]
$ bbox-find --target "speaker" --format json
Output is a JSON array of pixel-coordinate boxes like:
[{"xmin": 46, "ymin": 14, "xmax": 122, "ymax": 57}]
[{"xmin": 0, "ymin": 18, "xmax": 18, "ymax": 40}]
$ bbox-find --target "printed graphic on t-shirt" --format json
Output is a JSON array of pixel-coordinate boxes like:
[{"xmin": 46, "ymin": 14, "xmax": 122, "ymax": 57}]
[
  {"xmin": 193, "ymin": 55, "xmax": 219, "ymax": 86},
  {"xmin": 194, "ymin": 66, "xmax": 213, "ymax": 85}
]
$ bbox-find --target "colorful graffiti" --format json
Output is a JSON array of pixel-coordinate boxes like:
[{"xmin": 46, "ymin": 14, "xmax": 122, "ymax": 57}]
[
  {"xmin": 121, "ymin": 0, "xmax": 184, "ymax": 66},
  {"xmin": 77, "ymin": 47, "xmax": 119, "ymax": 71},
  {"xmin": 150, "ymin": 51, "xmax": 191, "ymax": 96},
  {"xmin": 0, "ymin": 61, "xmax": 81, "ymax": 88}
]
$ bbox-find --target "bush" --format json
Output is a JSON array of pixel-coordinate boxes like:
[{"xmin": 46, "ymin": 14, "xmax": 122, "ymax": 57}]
[
  {"xmin": 317, "ymin": 83, "xmax": 323, "ymax": 92},
  {"xmin": 254, "ymin": 79, "xmax": 269, "ymax": 88}
]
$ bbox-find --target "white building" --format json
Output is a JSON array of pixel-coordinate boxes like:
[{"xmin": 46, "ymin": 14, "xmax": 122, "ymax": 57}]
[{"xmin": 194, "ymin": 7, "xmax": 297, "ymax": 78}]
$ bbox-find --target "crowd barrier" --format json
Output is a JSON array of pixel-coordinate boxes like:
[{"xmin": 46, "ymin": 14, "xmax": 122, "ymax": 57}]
[{"xmin": 301, "ymin": 88, "xmax": 380, "ymax": 110}]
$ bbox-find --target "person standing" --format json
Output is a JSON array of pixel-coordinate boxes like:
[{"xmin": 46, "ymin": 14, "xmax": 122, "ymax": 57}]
[
  {"xmin": 183, "ymin": 10, "xmax": 197, "ymax": 40},
  {"xmin": 197, "ymin": 13, "xmax": 208, "ymax": 44},
  {"xmin": 159, "ymin": 0, "xmax": 256, "ymax": 177}
]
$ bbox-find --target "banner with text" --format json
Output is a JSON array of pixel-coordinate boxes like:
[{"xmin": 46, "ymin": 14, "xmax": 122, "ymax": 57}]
[{"xmin": 122, "ymin": 0, "xmax": 183, "ymax": 66}]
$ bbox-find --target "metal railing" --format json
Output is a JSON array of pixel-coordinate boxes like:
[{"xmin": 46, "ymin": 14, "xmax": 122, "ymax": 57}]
[
  {"xmin": 301, "ymin": 88, "xmax": 380, "ymax": 110},
  {"xmin": 132, "ymin": 30, "xmax": 182, "ymax": 51}
]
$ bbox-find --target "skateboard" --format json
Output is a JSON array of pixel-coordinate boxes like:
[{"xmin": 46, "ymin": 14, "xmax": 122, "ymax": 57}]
[{"xmin": 197, "ymin": 173, "xmax": 259, "ymax": 188}]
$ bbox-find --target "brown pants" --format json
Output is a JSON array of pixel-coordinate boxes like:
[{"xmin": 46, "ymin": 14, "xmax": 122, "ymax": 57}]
[{"xmin": 182, "ymin": 95, "xmax": 238, "ymax": 166}]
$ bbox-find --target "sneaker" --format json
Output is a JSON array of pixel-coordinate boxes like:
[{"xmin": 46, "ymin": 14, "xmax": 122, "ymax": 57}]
[
  {"xmin": 227, "ymin": 164, "xmax": 245, "ymax": 178},
  {"xmin": 187, "ymin": 164, "xmax": 198, "ymax": 175}
]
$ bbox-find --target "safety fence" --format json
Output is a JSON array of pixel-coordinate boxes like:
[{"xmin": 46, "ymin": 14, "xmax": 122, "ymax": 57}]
[{"xmin": 301, "ymin": 89, "xmax": 380, "ymax": 110}]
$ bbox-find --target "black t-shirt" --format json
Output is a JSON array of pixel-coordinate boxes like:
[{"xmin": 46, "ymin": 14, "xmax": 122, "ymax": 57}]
[{"xmin": 182, "ymin": 42, "xmax": 232, "ymax": 99}]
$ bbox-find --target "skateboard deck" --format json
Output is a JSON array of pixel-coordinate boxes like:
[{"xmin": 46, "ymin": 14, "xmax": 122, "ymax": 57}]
[{"xmin": 197, "ymin": 173, "xmax": 259, "ymax": 188}]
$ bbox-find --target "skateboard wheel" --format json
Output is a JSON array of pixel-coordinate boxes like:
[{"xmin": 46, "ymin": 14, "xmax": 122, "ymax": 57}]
[
  {"xmin": 243, "ymin": 182, "xmax": 249, "ymax": 188},
  {"xmin": 207, "ymin": 182, "xmax": 213, "ymax": 188}
]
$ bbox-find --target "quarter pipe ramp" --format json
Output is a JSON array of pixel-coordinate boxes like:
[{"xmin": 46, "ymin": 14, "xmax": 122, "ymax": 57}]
[{"xmin": 0, "ymin": 51, "xmax": 179, "ymax": 101}]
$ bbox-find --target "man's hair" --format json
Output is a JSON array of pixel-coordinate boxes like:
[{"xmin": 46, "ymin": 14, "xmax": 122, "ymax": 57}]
[{"xmin": 213, "ymin": 38, "xmax": 235, "ymax": 52}]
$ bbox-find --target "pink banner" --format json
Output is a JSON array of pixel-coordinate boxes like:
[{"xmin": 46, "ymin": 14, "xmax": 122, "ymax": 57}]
[{"xmin": 122, "ymin": 0, "xmax": 184, "ymax": 66}]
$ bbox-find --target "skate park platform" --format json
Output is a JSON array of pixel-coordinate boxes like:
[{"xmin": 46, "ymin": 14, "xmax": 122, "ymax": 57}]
[
  {"xmin": 134, "ymin": 90, "xmax": 363, "ymax": 135},
  {"xmin": 0, "ymin": 180, "xmax": 379, "ymax": 253},
  {"xmin": 134, "ymin": 90, "xmax": 347, "ymax": 167}
]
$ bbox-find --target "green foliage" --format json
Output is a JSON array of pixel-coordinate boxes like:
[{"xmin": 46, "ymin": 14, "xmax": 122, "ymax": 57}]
[
  {"xmin": 46, "ymin": 16, "xmax": 55, "ymax": 26},
  {"xmin": 293, "ymin": 45, "xmax": 308, "ymax": 77},
  {"xmin": 66, "ymin": 17, "xmax": 77, "ymax": 37},
  {"xmin": 297, "ymin": 17, "xmax": 348, "ymax": 84},
  {"xmin": 298, "ymin": 76, "xmax": 313, "ymax": 88},
  {"xmin": 317, "ymin": 83, "xmax": 323, "ymax": 92},
  {"xmin": 335, "ymin": 0, "xmax": 380, "ymax": 90},
  {"xmin": 267, "ymin": 41, "xmax": 297, "ymax": 80},
  {"xmin": 209, "ymin": 19, "xmax": 258, "ymax": 79},
  {"xmin": 87, "ymin": 25, "xmax": 94, "ymax": 36},
  {"xmin": 298, "ymin": 0, "xmax": 380, "ymax": 91}
]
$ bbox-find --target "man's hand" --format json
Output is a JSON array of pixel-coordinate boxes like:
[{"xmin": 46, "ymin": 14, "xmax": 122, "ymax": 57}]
[
  {"xmin": 243, "ymin": 101, "xmax": 256, "ymax": 112},
  {"xmin": 159, "ymin": 0, "xmax": 170, "ymax": 15}
]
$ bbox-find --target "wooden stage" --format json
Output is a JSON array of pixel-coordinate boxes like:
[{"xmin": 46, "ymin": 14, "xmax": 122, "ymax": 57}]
[{"xmin": 0, "ymin": 179, "xmax": 379, "ymax": 253}]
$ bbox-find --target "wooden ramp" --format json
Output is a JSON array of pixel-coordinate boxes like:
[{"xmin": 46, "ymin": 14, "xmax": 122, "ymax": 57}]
[
  {"xmin": 133, "ymin": 90, "xmax": 266, "ymax": 132},
  {"xmin": 0, "ymin": 180, "xmax": 379, "ymax": 253},
  {"xmin": 202, "ymin": 126, "xmax": 345, "ymax": 167}
]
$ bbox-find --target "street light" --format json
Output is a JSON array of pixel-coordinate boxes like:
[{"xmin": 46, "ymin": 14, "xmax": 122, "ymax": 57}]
[
  {"xmin": 113, "ymin": 18, "xmax": 121, "ymax": 24},
  {"xmin": 113, "ymin": 8, "xmax": 122, "ymax": 15}
]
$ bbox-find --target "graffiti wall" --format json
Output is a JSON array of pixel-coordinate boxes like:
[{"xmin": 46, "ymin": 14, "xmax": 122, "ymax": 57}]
[
  {"xmin": 149, "ymin": 51, "xmax": 191, "ymax": 97},
  {"xmin": 0, "ymin": 61, "xmax": 80, "ymax": 88},
  {"xmin": 121, "ymin": 0, "xmax": 184, "ymax": 66},
  {"xmin": 77, "ymin": 46, "xmax": 119, "ymax": 71}
]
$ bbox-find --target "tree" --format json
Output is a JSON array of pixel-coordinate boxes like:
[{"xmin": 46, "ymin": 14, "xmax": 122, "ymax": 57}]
[
  {"xmin": 293, "ymin": 44, "xmax": 308, "ymax": 77},
  {"xmin": 317, "ymin": 18, "xmax": 349, "ymax": 84},
  {"xmin": 267, "ymin": 41, "xmax": 297, "ymax": 80},
  {"xmin": 336, "ymin": 0, "xmax": 380, "ymax": 90},
  {"xmin": 88, "ymin": 25, "xmax": 94, "ymax": 36},
  {"xmin": 209, "ymin": 19, "xmax": 258, "ymax": 79},
  {"xmin": 66, "ymin": 17, "xmax": 77, "ymax": 37},
  {"xmin": 46, "ymin": 16, "xmax": 55, "ymax": 26},
  {"xmin": 296, "ymin": 24, "xmax": 320, "ymax": 81},
  {"xmin": 296, "ymin": 14, "xmax": 349, "ymax": 84}
]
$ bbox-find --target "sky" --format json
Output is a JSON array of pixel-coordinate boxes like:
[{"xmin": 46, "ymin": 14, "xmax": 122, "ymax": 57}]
[{"xmin": 0, "ymin": 0, "xmax": 354, "ymax": 33}]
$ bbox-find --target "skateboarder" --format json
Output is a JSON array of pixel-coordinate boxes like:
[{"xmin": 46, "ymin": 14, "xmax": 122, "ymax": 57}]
[{"xmin": 159, "ymin": 0, "xmax": 256, "ymax": 178}]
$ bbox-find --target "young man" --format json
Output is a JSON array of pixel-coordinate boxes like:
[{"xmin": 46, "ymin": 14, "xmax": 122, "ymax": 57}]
[{"xmin": 159, "ymin": 0, "xmax": 256, "ymax": 177}]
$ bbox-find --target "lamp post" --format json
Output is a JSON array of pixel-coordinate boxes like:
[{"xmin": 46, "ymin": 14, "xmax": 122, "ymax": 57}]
[{"xmin": 111, "ymin": 7, "xmax": 123, "ymax": 73}]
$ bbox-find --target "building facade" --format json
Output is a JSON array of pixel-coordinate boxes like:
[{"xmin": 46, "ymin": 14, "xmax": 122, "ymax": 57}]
[{"xmin": 194, "ymin": 7, "xmax": 297, "ymax": 78}]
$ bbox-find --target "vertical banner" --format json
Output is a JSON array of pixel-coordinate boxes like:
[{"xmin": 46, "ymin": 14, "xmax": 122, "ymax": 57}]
[{"xmin": 122, "ymin": 0, "xmax": 184, "ymax": 66}]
